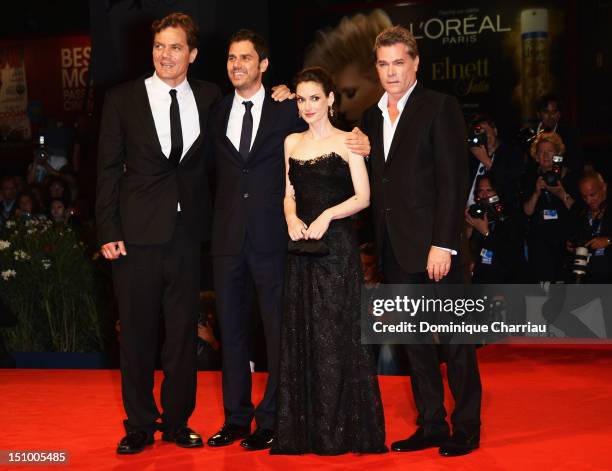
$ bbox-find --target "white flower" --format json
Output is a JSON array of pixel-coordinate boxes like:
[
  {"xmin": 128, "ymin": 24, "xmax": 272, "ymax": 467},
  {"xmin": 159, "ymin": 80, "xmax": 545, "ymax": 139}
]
[
  {"xmin": 24, "ymin": 219, "xmax": 36, "ymax": 227},
  {"xmin": 5, "ymin": 220, "xmax": 15, "ymax": 229},
  {"xmin": 1, "ymin": 269, "xmax": 16, "ymax": 280},
  {"xmin": 26, "ymin": 229, "xmax": 35, "ymax": 235},
  {"xmin": 42, "ymin": 259, "xmax": 51, "ymax": 270},
  {"xmin": 92, "ymin": 252, "xmax": 100, "ymax": 261},
  {"xmin": 0, "ymin": 240, "xmax": 10, "ymax": 251},
  {"xmin": 14, "ymin": 250, "xmax": 31, "ymax": 261}
]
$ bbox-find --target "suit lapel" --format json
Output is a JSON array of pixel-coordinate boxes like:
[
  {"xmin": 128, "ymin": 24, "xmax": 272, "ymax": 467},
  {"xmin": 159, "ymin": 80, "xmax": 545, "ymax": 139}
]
[
  {"xmin": 133, "ymin": 78, "xmax": 164, "ymax": 157},
  {"xmin": 248, "ymin": 93, "xmax": 275, "ymax": 161},
  {"xmin": 178, "ymin": 80, "xmax": 206, "ymax": 165},
  {"xmin": 190, "ymin": 80, "xmax": 207, "ymax": 139},
  {"xmin": 370, "ymin": 110, "xmax": 385, "ymax": 174},
  {"xmin": 385, "ymin": 83, "xmax": 426, "ymax": 167},
  {"xmin": 217, "ymin": 95, "xmax": 244, "ymax": 164}
]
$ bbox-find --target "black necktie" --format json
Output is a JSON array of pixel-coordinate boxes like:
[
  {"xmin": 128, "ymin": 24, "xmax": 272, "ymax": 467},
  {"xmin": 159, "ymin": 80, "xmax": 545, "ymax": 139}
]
[
  {"xmin": 169, "ymin": 89, "xmax": 183, "ymax": 167},
  {"xmin": 239, "ymin": 101, "xmax": 254, "ymax": 160}
]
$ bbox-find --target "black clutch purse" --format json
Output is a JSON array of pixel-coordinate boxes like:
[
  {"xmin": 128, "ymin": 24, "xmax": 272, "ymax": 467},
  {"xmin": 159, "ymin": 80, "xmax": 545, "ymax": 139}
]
[{"xmin": 287, "ymin": 239, "xmax": 330, "ymax": 256}]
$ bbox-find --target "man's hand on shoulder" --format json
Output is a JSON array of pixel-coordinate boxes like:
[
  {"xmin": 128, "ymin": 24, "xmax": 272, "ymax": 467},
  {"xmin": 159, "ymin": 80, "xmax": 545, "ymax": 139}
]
[
  {"xmin": 427, "ymin": 246, "xmax": 451, "ymax": 282},
  {"xmin": 271, "ymin": 84, "xmax": 295, "ymax": 102},
  {"xmin": 101, "ymin": 241, "xmax": 127, "ymax": 260},
  {"xmin": 345, "ymin": 127, "xmax": 370, "ymax": 157}
]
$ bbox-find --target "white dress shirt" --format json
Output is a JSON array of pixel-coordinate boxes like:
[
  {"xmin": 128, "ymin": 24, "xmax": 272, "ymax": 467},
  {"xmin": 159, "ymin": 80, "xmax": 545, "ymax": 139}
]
[
  {"xmin": 144, "ymin": 72, "xmax": 200, "ymax": 161},
  {"xmin": 144, "ymin": 73, "xmax": 199, "ymax": 211},
  {"xmin": 226, "ymin": 85, "xmax": 266, "ymax": 152},
  {"xmin": 377, "ymin": 81, "xmax": 456, "ymax": 255},
  {"xmin": 377, "ymin": 81, "xmax": 417, "ymax": 160}
]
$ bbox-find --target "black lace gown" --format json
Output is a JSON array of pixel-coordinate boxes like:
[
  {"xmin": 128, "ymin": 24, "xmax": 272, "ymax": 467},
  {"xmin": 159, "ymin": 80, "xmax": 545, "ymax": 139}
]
[{"xmin": 271, "ymin": 153, "xmax": 387, "ymax": 455}]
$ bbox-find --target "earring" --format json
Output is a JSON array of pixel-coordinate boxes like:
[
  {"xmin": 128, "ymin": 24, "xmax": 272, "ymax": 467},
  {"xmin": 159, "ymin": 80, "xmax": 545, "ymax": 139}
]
[{"xmin": 329, "ymin": 106, "xmax": 334, "ymax": 117}]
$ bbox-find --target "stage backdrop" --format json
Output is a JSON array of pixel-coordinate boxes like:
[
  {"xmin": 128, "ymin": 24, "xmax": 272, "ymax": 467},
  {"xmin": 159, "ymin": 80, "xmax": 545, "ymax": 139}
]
[
  {"xmin": 0, "ymin": 35, "xmax": 92, "ymax": 141},
  {"xmin": 299, "ymin": 0, "xmax": 570, "ymax": 135}
]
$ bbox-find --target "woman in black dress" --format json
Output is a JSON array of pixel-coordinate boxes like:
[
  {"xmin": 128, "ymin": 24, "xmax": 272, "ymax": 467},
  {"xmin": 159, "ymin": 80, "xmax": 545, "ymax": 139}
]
[{"xmin": 271, "ymin": 67, "xmax": 386, "ymax": 455}]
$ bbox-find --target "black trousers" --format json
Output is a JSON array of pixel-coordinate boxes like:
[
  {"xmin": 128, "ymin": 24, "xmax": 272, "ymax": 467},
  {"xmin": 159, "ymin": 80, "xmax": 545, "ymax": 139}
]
[
  {"xmin": 112, "ymin": 218, "xmax": 200, "ymax": 435},
  {"xmin": 382, "ymin": 230, "xmax": 482, "ymax": 435},
  {"xmin": 213, "ymin": 237, "xmax": 285, "ymax": 431}
]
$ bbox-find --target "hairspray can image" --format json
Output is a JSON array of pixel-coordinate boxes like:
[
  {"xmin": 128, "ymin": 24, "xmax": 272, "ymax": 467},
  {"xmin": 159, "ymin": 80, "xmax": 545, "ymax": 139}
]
[{"xmin": 520, "ymin": 9, "xmax": 550, "ymax": 122}]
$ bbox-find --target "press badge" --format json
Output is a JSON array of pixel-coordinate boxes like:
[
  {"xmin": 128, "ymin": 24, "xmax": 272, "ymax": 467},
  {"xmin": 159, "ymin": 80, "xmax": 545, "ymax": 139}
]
[
  {"xmin": 594, "ymin": 248, "xmax": 605, "ymax": 257},
  {"xmin": 542, "ymin": 209, "xmax": 558, "ymax": 220},
  {"xmin": 480, "ymin": 248, "xmax": 493, "ymax": 265}
]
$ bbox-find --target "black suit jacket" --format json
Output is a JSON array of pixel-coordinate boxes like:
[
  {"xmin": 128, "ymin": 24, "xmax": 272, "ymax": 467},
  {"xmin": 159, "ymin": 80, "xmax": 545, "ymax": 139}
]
[
  {"xmin": 96, "ymin": 76, "xmax": 221, "ymax": 246},
  {"xmin": 210, "ymin": 91, "xmax": 305, "ymax": 255},
  {"xmin": 362, "ymin": 83, "xmax": 468, "ymax": 274}
]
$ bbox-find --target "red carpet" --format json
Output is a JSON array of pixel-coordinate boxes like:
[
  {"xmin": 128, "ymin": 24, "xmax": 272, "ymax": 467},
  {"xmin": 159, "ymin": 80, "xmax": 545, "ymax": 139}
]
[{"xmin": 2, "ymin": 345, "xmax": 612, "ymax": 470}]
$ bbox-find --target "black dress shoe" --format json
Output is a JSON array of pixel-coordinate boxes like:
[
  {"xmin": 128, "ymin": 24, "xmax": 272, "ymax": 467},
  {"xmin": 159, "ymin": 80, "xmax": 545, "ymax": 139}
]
[
  {"xmin": 391, "ymin": 428, "xmax": 449, "ymax": 452},
  {"xmin": 439, "ymin": 430, "xmax": 479, "ymax": 457},
  {"xmin": 116, "ymin": 431, "xmax": 154, "ymax": 454},
  {"xmin": 240, "ymin": 428, "xmax": 275, "ymax": 451},
  {"xmin": 162, "ymin": 427, "xmax": 203, "ymax": 448},
  {"xmin": 207, "ymin": 423, "xmax": 251, "ymax": 447}
]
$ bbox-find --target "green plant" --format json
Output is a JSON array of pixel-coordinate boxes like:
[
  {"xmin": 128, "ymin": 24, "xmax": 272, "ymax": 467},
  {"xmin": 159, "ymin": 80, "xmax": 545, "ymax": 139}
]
[{"xmin": 0, "ymin": 219, "xmax": 104, "ymax": 352}]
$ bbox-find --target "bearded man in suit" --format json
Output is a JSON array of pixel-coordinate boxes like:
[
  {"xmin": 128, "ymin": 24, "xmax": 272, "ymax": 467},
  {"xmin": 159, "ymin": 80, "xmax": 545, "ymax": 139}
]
[{"xmin": 206, "ymin": 29, "xmax": 371, "ymax": 451}]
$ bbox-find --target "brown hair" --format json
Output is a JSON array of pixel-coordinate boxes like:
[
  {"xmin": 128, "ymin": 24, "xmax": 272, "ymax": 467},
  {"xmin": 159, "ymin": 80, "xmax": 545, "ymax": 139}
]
[
  {"xmin": 228, "ymin": 29, "xmax": 269, "ymax": 62},
  {"xmin": 293, "ymin": 66, "xmax": 335, "ymax": 96},
  {"xmin": 293, "ymin": 67, "xmax": 337, "ymax": 118},
  {"xmin": 374, "ymin": 25, "xmax": 419, "ymax": 59},
  {"xmin": 151, "ymin": 12, "xmax": 199, "ymax": 50},
  {"xmin": 530, "ymin": 131, "xmax": 566, "ymax": 160}
]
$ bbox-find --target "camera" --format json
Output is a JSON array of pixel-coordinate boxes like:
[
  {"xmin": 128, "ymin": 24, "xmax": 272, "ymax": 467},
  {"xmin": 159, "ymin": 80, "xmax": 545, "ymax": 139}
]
[
  {"xmin": 570, "ymin": 227, "xmax": 593, "ymax": 283},
  {"xmin": 572, "ymin": 246, "xmax": 590, "ymax": 283},
  {"xmin": 542, "ymin": 155, "xmax": 564, "ymax": 186},
  {"xmin": 467, "ymin": 125, "xmax": 487, "ymax": 147},
  {"xmin": 515, "ymin": 126, "xmax": 538, "ymax": 150},
  {"xmin": 468, "ymin": 195, "xmax": 505, "ymax": 221}
]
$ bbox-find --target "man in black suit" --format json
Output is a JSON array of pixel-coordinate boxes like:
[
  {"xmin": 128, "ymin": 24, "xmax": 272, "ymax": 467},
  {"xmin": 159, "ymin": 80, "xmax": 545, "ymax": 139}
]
[
  {"xmin": 96, "ymin": 13, "xmax": 221, "ymax": 454},
  {"xmin": 361, "ymin": 25, "xmax": 482, "ymax": 457},
  {"xmin": 206, "ymin": 29, "xmax": 370, "ymax": 451}
]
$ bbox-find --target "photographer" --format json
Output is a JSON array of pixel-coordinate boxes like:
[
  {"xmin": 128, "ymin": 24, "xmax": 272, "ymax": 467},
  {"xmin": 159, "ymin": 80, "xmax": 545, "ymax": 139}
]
[
  {"xmin": 466, "ymin": 174, "xmax": 526, "ymax": 283},
  {"xmin": 539, "ymin": 171, "xmax": 612, "ymax": 341},
  {"xmin": 567, "ymin": 171, "xmax": 612, "ymax": 283},
  {"xmin": 522, "ymin": 132, "xmax": 578, "ymax": 282},
  {"xmin": 535, "ymin": 94, "xmax": 584, "ymax": 173},
  {"xmin": 466, "ymin": 115, "xmax": 524, "ymax": 210}
]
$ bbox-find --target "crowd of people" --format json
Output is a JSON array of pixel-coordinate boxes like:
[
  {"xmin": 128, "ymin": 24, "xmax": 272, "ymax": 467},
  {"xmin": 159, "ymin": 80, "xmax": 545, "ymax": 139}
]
[
  {"xmin": 1, "ymin": 174, "xmax": 76, "ymax": 228},
  {"xmin": 463, "ymin": 99, "xmax": 612, "ymax": 284}
]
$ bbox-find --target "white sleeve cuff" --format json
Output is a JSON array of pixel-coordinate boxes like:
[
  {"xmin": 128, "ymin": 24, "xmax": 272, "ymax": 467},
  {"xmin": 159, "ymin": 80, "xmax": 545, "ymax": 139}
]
[{"xmin": 432, "ymin": 245, "xmax": 458, "ymax": 256}]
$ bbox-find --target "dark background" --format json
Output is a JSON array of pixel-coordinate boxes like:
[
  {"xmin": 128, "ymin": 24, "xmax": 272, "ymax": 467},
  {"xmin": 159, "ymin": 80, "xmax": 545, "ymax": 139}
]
[{"xmin": 1, "ymin": 0, "xmax": 611, "ymax": 168}]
